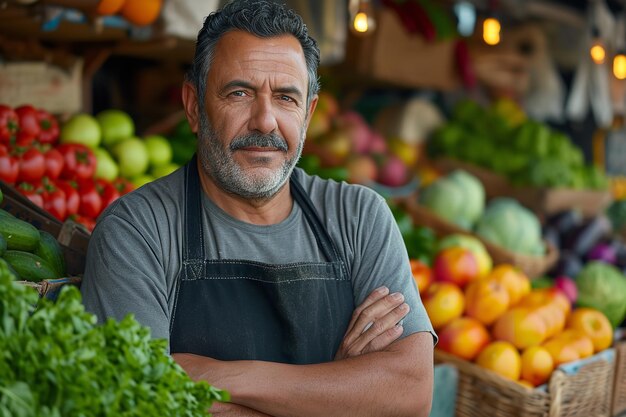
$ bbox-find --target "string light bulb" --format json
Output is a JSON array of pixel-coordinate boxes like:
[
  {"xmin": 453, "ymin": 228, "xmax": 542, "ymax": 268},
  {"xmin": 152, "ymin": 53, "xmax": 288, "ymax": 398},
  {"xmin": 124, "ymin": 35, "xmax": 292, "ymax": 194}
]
[
  {"xmin": 590, "ymin": 27, "xmax": 606, "ymax": 64},
  {"xmin": 614, "ymin": 51, "xmax": 626, "ymax": 79},
  {"xmin": 350, "ymin": 0, "xmax": 376, "ymax": 35},
  {"xmin": 483, "ymin": 16, "xmax": 501, "ymax": 45}
]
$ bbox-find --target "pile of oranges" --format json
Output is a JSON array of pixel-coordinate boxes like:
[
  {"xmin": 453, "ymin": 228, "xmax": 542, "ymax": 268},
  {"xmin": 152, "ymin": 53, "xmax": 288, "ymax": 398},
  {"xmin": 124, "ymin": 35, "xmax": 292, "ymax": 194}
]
[
  {"xmin": 96, "ymin": 0, "xmax": 162, "ymax": 26},
  {"xmin": 412, "ymin": 243, "xmax": 614, "ymax": 388}
]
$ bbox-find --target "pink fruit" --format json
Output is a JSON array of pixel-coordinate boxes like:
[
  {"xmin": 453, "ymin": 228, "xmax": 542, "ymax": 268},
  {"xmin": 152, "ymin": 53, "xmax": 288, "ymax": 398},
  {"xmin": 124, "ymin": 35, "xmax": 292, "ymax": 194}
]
[
  {"xmin": 554, "ymin": 276, "xmax": 578, "ymax": 305},
  {"xmin": 377, "ymin": 155, "xmax": 408, "ymax": 187}
]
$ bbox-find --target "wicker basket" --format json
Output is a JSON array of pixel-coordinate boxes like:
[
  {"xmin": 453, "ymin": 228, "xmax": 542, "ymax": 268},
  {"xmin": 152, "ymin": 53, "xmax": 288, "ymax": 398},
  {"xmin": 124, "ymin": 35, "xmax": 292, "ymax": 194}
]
[
  {"xmin": 398, "ymin": 197, "xmax": 559, "ymax": 278},
  {"xmin": 613, "ymin": 338, "xmax": 626, "ymax": 417},
  {"xmin": 435, "ymin": 349, "xmax": 615, "ymax": 417}
]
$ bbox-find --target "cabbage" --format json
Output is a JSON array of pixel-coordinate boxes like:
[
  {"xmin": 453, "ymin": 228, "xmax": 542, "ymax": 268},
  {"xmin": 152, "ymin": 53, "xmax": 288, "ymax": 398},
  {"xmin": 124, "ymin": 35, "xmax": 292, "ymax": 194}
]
[
  {"xmin": 474, "ymin": 198, "xmax": 544, "ymax": 256},
  {"xmin": 576, "ymin": 261, "xmax": 626, "ymax": 328},
  {"xmin": 419, "ymin": 170, "xmax": 485, "ymax": 230}
]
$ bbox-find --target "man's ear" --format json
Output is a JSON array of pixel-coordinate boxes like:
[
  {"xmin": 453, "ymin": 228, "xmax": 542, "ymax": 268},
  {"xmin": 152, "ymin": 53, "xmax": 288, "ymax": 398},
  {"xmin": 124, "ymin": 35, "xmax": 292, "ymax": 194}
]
[
  {"xmin": 304, "ymin": 94, "xmax": 319, "ymax": 131},
  {"xmin": 182, "ymin": 81, "xmax": 200, "ymax": 133}
]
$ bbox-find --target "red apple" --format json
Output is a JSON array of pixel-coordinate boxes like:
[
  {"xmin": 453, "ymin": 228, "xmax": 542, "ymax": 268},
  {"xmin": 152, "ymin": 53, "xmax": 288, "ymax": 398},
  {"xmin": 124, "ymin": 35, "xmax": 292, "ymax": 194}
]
[
  {"xmin": 433, "ymin": 247, "xmax": 480, "ymax": 288},
  {"xmin": 377, "ymin": 154, "xmax": 409, "ymax": 187}
]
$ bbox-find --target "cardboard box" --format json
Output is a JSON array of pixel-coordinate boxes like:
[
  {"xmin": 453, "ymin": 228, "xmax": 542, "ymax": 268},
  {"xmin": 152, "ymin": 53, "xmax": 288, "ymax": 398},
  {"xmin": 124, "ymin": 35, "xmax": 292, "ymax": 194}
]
[{"xmin": 349, "ymin": 9, "xmax": 459, "ymax": 91}]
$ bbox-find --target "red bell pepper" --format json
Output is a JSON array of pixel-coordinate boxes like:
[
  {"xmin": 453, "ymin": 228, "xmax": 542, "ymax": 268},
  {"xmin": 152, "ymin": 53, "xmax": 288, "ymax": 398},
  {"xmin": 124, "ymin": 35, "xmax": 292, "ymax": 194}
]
[
  {"xmin": 57, "ymin": 143, "xmax": 97, "ymax": 180},
  {"xmin": 0, "ymin": 105, "xmax": 19, "ymax": 144},
  {"xmin": 16, "ymin": 147, "xmax": 45, "ymax": 184},
  {"xmin": 0, "ymin": 144, "xmax": 19, "ymax": 184},
  {"xmin": 37, "ymin": 109, "xmax": 60, "ymax": 145},
  {"xmin": 15, "ymin": 105, "xmax": 41, "ymax": 147}
]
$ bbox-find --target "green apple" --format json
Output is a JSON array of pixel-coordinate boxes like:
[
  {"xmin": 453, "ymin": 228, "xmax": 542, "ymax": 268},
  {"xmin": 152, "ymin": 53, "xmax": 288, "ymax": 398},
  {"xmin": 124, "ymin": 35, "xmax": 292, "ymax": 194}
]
[
  {"xmin": 144, "ymin": 134, "xmax": 173, "ymax": 167},
  {"xmin": 111, "ymin": 137, "xmax": 149, "ymax": 179},
  {"xmin": 93, "ymin": 148, "xmax": 119, "ymax": 181},
  {"xmin": 131, "ymin": 174, "xmax": 156, "ymax": 189},
  {"xmin": 151, "ymin": 162, "xmax": 180, "ymax": 179},
  {"xmin": 60, "ymin": 114, "xmax": 102, "ymax": 148},
  {"xmin": 97, "ymin": 109, "xmax": 135, "ymax": 148}
]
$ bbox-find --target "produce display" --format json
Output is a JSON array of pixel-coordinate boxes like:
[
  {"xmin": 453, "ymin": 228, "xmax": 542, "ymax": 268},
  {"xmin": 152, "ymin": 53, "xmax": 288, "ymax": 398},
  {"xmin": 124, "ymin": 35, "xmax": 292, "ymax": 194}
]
[
  {"xmin": 419, "ymin": 169, "xmax": 546, "ymax": 256},
  {"xmin": 0, "ymin": 259, "xmax": 227, "ymax": 416},
  {"xmin": 0, "ymin": 104, "xmax": 180, "ymax": 232},
  {"xmin": 298, "ymin": 92, "xmax": 419, "ymax": 187},
  {"xmin": 427, "ymin": 99, "xmax": 609, "ymax": 190},
  {"xmin": 401, "ymin": 224, "xmax": 617, "ymax": 387}
]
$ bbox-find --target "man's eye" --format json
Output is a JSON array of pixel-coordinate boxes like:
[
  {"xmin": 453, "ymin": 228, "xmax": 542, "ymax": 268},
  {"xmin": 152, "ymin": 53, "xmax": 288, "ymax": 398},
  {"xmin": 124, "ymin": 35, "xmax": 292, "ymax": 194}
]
[
  {"xmin": 230, "ymin": 91, "xmax": 247, "ymax": 97},
  {"xmin": 279, "ymin": 95, "xmax": 295, "ymax": 103}
]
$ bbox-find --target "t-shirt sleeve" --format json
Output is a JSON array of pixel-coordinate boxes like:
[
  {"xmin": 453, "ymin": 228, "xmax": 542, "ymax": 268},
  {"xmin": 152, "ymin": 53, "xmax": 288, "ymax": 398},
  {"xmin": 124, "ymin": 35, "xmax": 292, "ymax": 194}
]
[
  {"xmin": 350, "ymin": 193, "xmax": 437, "ymax": 345},
  {"xmin": 80, "ymin": 212, "xmax": 171, "ymax": 343}
]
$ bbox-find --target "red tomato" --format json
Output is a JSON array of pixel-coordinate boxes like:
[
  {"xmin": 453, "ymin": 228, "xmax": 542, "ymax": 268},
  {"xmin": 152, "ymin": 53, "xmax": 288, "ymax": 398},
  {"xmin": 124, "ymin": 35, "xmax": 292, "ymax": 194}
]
[
  {"xmin": 16, "ymin": 181, "xmax": 44, "ymax": 208},
  {"xmin": 43, "ymin": 147, "xmax": 64, "ymax": 179},
  {"xmin": 112, "ymin": 177, "xmax": 135, "ymax": 195},
  {"xmin": 56, "ymin": 179, "xmax": 80, "ymax": 217},
  {"xmin": 43, "ymin": 185, "xmax": 67, "ymax": 221},
  {"xmin": 57, "ymin": 143, "xmax": 97, "ymax": 180},
  {"xmin": 76, "ymin": 178, "xmax": 102, "ymax": 219},
  {"xmin": 37, "ymin": 109, "xmax": 60, "ymax": 144},
  {"xmin": 0, "ymin": 105, "xmax": 18, "ymax": 144},
  {"xmin": 17, "ymin": 147, "xmax": 45, "ymax": 183},
  {"xmin": 15, "ymin": 105, "xmax": 41, "ymax": 146},
  {"xmin": 0, "ymin": 144, "xmax": 19, "ymax": 184},
  {"xmin": 96, "ymin": 178, "xmax": 120, "ymax": 210}
]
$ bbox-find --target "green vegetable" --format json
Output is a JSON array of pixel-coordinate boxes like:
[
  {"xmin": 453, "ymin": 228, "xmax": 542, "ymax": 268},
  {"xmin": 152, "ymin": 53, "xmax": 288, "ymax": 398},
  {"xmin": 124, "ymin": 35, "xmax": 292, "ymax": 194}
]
[
  {"xmin": 527, "ymin": 157, "xmax": 574, "ymax": 188},
  {"xmin": 575, "ymin": 261, "xmax": 626, "ymax": 328},
  {"xmin": 606, "ymin": 199, "xmax": 626, "ymax": 231},
  {"xmin": 0, "ymin": 210, "xmax": 40, "ymax": 252},
  {"xmin": 0, "ymin": 234, "xmax": 6, "ymax": 257},
  {"xmin": 33, "ymin": 231, "xmax": 66, "ymax": 278},
  {"xmin": 420, "ymin": 170, "xmax": 484, "ymax": 230},
  {"xmin": 0, "ymin": 260, "xmax": 228, "ymax": 416},
  {"xmin": 404, "ymin": 226, "xmax": 437, "ymax": 266},
  {"xmin": 474, "ymin": 198, "xmax": 544, "ymax": 256},
  {"xmin": 2, "ymin": 250, "xmax": 58, "ymax": 282}
]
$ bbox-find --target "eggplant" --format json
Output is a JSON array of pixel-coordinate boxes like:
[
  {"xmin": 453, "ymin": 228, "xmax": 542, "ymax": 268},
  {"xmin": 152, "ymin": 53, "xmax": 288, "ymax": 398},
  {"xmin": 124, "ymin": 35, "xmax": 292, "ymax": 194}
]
[
  {"xmin": 562, "ymin": 215, "xmax": 612, "ymax": 257},
  {"xmin": 546, "ymin": 209, "xmax": 584, "ymax": 237},
  {"xmin": 586, "ymin": 242, "xmax": 618, "ymax": 264},
  {"xmin": 542, "ymin": 226, "xmax": 560, "ymax": 250},
  {"xmin": 549, "ymin": 250, "xmax": 583, "ymax": 278}
]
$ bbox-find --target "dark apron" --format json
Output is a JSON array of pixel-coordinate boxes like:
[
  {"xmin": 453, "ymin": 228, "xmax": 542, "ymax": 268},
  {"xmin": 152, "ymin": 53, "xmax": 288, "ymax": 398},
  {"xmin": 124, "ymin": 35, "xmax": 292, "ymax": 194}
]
[{"xmin": 169, "ymin": 157, "xmax": 355, "ymax": 364}]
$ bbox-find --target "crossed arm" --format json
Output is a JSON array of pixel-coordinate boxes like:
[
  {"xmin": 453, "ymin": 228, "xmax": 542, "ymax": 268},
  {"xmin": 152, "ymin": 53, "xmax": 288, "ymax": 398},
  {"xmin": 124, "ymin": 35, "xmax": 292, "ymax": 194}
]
[{"xmin": 174, "ymin": 287, "xmax": 435, "ymax": 417}]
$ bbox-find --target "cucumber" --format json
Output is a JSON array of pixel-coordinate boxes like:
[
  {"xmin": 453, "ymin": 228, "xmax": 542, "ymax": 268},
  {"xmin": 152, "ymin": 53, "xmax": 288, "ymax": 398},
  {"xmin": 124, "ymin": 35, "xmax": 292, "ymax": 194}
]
[
  {"xmin": 0, "ymin": 209, "xmax": 40, "ymax": 252},
  {"xmin": 3, "ymin": 250, "xmax": 58, "ymax": 282},
  {"xmin": 0, "ymin": 233, "xmax": 6, "ymax": 257},
  {"xmin": 34, "ymin": 231, "xmax": 66, "ymax": 278},
  {"xmin": 0, "ymin": 258, "xmax": 18, "ymax": 280}
]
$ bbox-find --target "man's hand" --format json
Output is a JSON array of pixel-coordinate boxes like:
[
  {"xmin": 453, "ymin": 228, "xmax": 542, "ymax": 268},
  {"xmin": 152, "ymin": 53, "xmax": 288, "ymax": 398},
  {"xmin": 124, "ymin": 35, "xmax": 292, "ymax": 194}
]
[{"xmin": 334, "ymin": 286, "xmax": 410, "ymax": 360}]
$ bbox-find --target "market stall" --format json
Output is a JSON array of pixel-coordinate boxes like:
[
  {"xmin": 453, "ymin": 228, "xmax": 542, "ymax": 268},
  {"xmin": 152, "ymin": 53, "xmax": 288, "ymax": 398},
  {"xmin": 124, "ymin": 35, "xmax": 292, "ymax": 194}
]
[{"xmin": 0, "ymin": 0, "xmax": 625, "ymax": 416}]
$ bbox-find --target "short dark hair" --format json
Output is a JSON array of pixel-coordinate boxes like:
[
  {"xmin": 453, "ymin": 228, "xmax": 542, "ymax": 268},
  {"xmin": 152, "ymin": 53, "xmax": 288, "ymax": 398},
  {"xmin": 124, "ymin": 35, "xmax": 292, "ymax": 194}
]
[{"xmin": 187, "ymin": 0, "xmax": 321, "ymax": 109}]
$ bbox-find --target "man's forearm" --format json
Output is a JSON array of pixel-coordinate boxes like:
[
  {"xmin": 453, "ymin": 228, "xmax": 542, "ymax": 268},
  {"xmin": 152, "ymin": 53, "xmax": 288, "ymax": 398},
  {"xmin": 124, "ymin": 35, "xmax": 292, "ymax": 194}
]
[{"xmin": 176, "ymin": 332, "xmax": 433, "ymax": 417}]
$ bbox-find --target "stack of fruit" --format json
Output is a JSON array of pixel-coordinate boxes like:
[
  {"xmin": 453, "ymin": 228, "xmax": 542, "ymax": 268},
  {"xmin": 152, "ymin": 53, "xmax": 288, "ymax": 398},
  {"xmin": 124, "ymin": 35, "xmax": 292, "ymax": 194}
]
[
  {"xmin": 410, "ymin": 233, "xmax": 615, "ymax": 388},
  {"xmin": 95, "ymin": 0, "xmax": 163, "ymax": 26},
  {"xmin": 299, "ymin": 92, "xmax": 419, "ymax": 188},
  {"xmin": 0, "ymin": 104, "xmax": 177, "ymax": 231}
]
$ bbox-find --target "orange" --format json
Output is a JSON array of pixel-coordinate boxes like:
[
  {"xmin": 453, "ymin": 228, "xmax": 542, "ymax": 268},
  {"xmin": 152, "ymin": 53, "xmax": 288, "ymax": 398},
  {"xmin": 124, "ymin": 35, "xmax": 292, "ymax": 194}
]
[
  {"xmin": 517, "ymin": 380, "xmax": 535, "ymax": 389},
  {"xmin": 567, "ymin": 308, "xmax": 614, "ymax": 353},
  {"xmin": 437, "ymin": 317, "xmax": 491, "ymax": 361},
  {"xmin": 557, "ymin": 329, "xmax": 594, "ymax": 359},
  {"xmin": 533, "ymin": 303, "xmax": 566, "ymax": 339},
  {"xmin": 476, "ymin": 341, "xmax": 522, "ymax": 381},
  {"xmin": 464, "ymin": 278, "xmax": 510, "ymax": 325},
  {"xmin": 487, "ymin": 264, "xmax": 530, "ymax": 306},
  {"xmin": 409, "ymin": 259, "xmax": 432, "ymax": 294},
  {"xmin": 121, "ymin": 0, "xmax": 163, "ymax": 26},
  {"xmin": 543, "ymin": 337, "xmax": 580, "ymax": 367},
  {"xmin": 492, "ymin": 307, "xmax": 548, "ymax": 350},
  {"xmin": 96, "ymin": 0, "xmax": 125, "ymax": 15},
  {"xmin": 520, "ymin": 346, "xmax": 554, "ymax": 386},
  {"xmin": 422, "ymin": 282, "xmax": 465, "ymax": 330}
]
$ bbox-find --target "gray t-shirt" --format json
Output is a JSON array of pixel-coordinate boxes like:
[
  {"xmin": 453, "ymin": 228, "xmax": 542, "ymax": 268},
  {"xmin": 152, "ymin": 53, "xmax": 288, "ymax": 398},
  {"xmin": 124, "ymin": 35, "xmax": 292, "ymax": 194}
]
[{"xmin": 81, "ymin": 167, "xmax": 435, "ymax": 347}]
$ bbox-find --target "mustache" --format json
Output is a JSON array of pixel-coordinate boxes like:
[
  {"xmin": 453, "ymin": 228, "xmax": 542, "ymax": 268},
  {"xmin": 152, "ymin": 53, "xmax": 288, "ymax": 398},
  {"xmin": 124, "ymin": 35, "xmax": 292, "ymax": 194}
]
[{"xmin": 230, "ymin": 133, "xmax": 288, "ymax": 152}]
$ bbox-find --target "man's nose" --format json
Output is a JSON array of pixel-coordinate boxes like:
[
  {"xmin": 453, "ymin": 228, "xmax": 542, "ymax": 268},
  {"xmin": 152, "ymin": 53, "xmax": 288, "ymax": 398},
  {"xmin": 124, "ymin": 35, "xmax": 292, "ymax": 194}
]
[{"xmin": 248, "ymin": 96, "xmax": 278, "ymax": 134}]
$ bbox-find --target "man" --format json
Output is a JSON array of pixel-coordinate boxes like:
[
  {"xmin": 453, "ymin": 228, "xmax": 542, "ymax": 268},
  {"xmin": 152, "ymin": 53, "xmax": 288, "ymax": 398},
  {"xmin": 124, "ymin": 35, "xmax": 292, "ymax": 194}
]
[{"xmin": 81, "ymin": 1, "xmax": 436, "ymax": 416}]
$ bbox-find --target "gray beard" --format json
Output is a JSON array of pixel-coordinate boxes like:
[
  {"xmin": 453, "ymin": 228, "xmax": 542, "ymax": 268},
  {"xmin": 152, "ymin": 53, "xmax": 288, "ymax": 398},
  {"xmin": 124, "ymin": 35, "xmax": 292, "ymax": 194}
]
[{"xmin": 197, "ymin": 110, "xmax": 304, "ymax": 200}]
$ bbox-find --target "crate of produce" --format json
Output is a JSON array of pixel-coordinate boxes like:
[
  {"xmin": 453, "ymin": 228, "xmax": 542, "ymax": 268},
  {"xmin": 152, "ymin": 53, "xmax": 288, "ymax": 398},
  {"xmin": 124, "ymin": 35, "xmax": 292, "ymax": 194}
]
[
  {"xmin": 398, "ymin": 197, "xmax": 559, "ymax": 278},
  {"xmin": 613, "ymin": 334, "xmax": 626, "ymax": 417},
  {"xmin": 435, "ymin": 348, "xmax": 615, "ymax": 417},
  {"xmin": 432, "ymin": 158, "xmax": 613, "ymax": 221}
]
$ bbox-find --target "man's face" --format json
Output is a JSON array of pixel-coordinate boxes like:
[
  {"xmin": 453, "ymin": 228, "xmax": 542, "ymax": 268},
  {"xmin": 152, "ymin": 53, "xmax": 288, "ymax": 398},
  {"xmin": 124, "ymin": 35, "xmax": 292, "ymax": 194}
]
[{"xmin": 195, "ymin": 31, "xmax": 316, "ymax": 199}]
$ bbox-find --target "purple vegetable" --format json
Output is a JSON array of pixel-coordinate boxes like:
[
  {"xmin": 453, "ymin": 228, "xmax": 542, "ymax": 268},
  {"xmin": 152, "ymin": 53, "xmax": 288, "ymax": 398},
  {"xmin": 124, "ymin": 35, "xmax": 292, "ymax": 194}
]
[{"xmin": 586, "ymin": 242, "xmax": 617, "ymax": 264}]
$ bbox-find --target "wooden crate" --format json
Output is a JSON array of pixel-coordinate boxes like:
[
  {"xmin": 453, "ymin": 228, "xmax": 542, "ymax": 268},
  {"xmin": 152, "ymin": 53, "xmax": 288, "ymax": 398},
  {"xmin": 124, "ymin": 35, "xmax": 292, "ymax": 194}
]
[
  {"xmin": 433, "ymin": 158, "xmax": 614, "ymax": 222},
  {"xmin": 398, "ymin": 197, "xmax": 559, "ymax": 278},
  {"xmin": 435, "ymin": 348, "xmax": 615, "ymax": 417}
]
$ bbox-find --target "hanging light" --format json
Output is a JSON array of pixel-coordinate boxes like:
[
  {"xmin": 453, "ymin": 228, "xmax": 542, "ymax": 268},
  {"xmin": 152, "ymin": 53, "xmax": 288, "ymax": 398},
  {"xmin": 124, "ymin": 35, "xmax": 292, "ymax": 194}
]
[
  {"xmin": 454, "ymin": 1, "xmax": 476, "ymax": 37},
  {"xmin": 350, "ymin": 0, "xmax": 376, "ymax": 35},
  {"xmin": 590, "ymin": 26, "xmax": 606, "ymax": 64},
  {"xmin": 614, "ymin": 51, "xmax": 626, "ymax": 79},
  {"xmin": 483, "ymin": 16, "xmax": 501, "ymax": 45}
]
